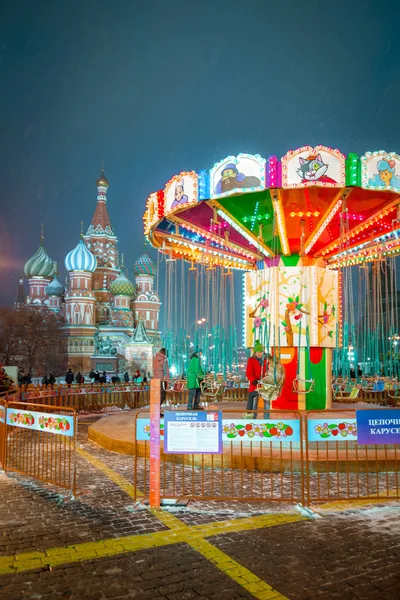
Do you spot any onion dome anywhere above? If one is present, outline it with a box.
[24,243,55,278]
[96,168,109,188]
[45,271,64,297]
[65,240,97,273]
[110,270,135,297]
[133,253,156,277]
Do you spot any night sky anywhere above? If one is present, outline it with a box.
[1,0,400,312]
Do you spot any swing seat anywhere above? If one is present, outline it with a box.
[333,385,359,401]
[162,379,177,392]
[200,379,226,402]
[293,377,315,394]
[257,382,283,402]
[386,382,400,399]
[172,379,186,392]
[372,380,385,393]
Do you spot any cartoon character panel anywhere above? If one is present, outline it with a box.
[282,145,345,188]
[361,151,400,192]
[164,171,198,215]
[210,154,265,199]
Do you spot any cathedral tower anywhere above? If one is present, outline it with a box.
[45,263,64,314]
[24,232,55,306]
[132,253,161,340]
[64,238,97,371]
[83,170,119,324]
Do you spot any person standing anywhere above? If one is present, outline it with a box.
[65,368,74,388]
[187,347,205,410]
[124,371,130,383]
[48,373,56,387]
[42,373,49,386]
[244,340,268,418]
[153,348,170,411]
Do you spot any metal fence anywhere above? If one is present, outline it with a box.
[134,408,305,504]
[16,384,150,413]
[305,409,400,504]
[133,407,400,506]
[0,399,77,495]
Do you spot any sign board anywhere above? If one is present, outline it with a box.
[281,145,345,188]
[137,417,300,444]
[307,418,357,442]
[222,419,300,443]
[164,411,222,454]
[356,409,400,444]
[6,408,74,437]
[361,151,400,192]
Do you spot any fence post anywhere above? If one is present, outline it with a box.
[149,379,161,508]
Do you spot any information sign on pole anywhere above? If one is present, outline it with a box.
[164,411,222,454]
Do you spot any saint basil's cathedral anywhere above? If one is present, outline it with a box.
[18,171,161,375]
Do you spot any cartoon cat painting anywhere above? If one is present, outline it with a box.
[296,153,337,184]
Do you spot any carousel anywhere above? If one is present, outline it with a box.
[143,145,400,411]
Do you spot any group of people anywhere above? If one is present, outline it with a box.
[64,369,148,386]
[153,346,204,413]
[153,340,285,418]
[18,371,32,386]
[244,340,285,419]
[41,373,56,386]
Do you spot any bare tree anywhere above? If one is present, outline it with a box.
[0,307,67,376]
[0,308,21,365]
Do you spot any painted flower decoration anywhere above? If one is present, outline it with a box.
[260,298,269,308]
[314,421,357,439]
[223,421,294,440]
[254,317,262,328]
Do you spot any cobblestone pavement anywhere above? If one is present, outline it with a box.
[0,418,400,599]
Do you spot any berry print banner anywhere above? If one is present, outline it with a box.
[6,408,74,437]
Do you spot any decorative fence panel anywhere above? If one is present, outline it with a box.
[134,408,305,504]
[1,400,77,495]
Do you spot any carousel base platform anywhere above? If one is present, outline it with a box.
[87,401,398,472]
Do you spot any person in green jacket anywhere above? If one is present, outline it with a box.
[187,347,205,410]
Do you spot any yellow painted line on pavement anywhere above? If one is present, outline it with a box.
[0,446,304,600]
[193,512,304,538]
[77,447,143,499]
[189,538,287,600]
[314,490,400,512]
[77,445,299,599]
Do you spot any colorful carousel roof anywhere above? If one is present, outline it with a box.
[65,239,97,273]
[143,148,400,269]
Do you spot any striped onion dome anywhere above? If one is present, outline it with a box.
[110,270,135,297]
[133,253,156,276]
[65,240,97,273]
[45,273,64,296]
[24,244,55,278]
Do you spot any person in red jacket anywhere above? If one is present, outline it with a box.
[244,340,268,418]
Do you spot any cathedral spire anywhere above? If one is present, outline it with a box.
[88,168,112,233]
[15,275,26,309]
